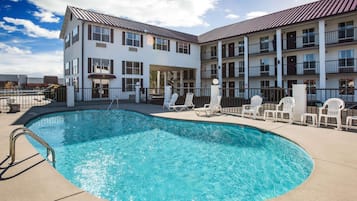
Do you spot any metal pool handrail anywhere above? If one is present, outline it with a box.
[9,127,56,168]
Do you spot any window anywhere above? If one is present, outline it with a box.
[72,58,79,75]
[260,58,269,74]
[93,26,110,42]
[154,37,169,51]
[260,80,269,88]
[124,61,142,75]
[304,80,316,94]
[302,28,315,47]
[238,61,244,75]
[72,26,79,44]
[339,49,355,67]
[339,79,354,95]
[64,62,71,75]
[303,54,316,70]
[338,21,354,41]
[239,80,244,93]
[126,32,140,47]
[260,36,269,52]
[124,78,142,92]
[65,34,70,48]
[238,41,244,56]
[211,64,217,78]
[89,58,113,74]
[210,46,217,58]
[177,41,189,54]
[183,70,194,80]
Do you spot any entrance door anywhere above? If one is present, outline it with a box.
[222,82,227,97]
[287,56,297,75]
[287,31,296,49]
[228,43,235,57]
[229,81,235,97]
[222,44,226,58]
[92,79,109,99]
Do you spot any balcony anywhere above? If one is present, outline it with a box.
[283,62,320,76]
[325,27,357,45]
[249,40,276,55]
[201,50,217,61]
[249,65,275,77]
[282,33,319,51]
[326,59,357,74]
[201,70,217,79]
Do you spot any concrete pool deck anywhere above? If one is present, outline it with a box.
[0,103,356,201]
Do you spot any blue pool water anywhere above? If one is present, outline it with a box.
[26,110,313,201]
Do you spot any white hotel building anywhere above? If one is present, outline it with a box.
[60,0,357,102]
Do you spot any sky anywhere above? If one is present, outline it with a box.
[0,0,318,78]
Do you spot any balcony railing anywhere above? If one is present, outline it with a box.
[325,27,357,45]
[283,62,320,76]
[282,33,319,50]
[326,59,357,73]
[201,50,217,60]
[248,40,276,55]
[249,65,275,77]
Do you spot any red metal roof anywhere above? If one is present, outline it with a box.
[66,6,198,43]
[198,0,357,43]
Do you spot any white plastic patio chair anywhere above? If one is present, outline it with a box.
[195,95,222,117]
[241,95,263,119]
[163,93,178,111]
[169,93,195,111]
[274,97,295,123]
[318,98,345,129]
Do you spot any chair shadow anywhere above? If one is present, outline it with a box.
[0,153,45,181]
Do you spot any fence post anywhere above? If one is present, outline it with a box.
[66,86,75,107]
[135,82,140,103]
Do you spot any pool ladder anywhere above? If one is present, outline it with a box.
[9,127,56,168]
[107,96,119,110]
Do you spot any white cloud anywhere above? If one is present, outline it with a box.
[224,9,231,13]
[225,14,240,20]
[246,11,268,19]
[0,43,62,77]
[1,17,60,39]
[33,9,60,23]
[0,21,18,32]
[27,0,217,27]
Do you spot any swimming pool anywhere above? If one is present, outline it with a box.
[26,110,313,201]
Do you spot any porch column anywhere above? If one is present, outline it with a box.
[276,29,283,87]
[195,68,201,96]
[319,20,326,101]
[244,36,249,99]
[164,72,167,87]
[217,40,223,88]
[157,71,160,94]
[180,70,184,96]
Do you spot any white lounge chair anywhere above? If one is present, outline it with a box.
[163,93,178,111]
[194,95,222,117]
[241,95,263,119]
[169,93,195,111]
[318,98,345,129]
[264,97,295,123]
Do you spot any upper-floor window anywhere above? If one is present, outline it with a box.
[91,25,111,42]
[177,41,190,54]
[122,61,143,75]
[153,37,169,51]
[304,80,316,94]
[126,32,141,47]
[260,36,269,52]
[211,64,217,78]
[72,26,79,44]
[238,61,244,75]
[88,58,113,74]
[260,58,269,74]
[338,21,354,41]
[72,58,79,75]
[339,49,355,67]
[65,34,70,48]
[339,79,354,95]
[64,61,70,75]
[210,46,217,58]
[303,54,316,70]
[238,41,244,56]
[302,28,315,47]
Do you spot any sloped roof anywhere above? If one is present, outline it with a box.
[199,0,357,43]
[60,6,198,43]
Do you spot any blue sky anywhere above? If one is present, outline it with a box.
[0,0,317,77]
